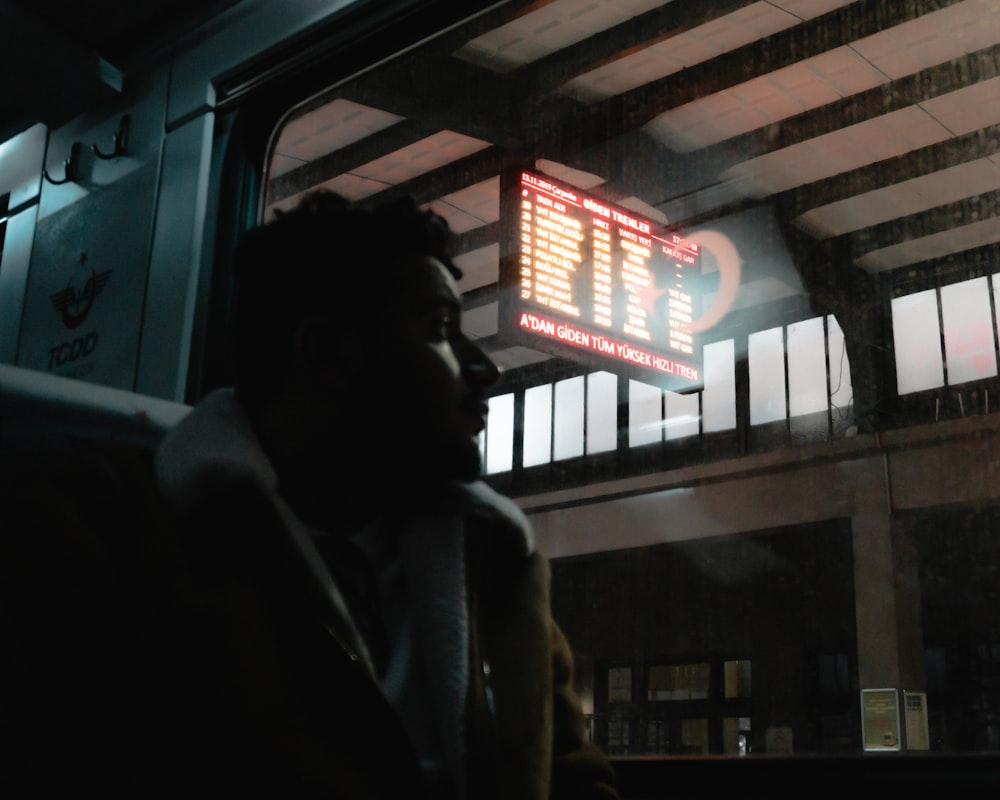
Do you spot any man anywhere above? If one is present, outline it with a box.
[154,192,620,798]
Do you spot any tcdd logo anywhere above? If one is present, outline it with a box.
[48,331,98,369]
[49,267,111,329]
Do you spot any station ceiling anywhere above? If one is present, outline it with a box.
[263,0,1000,388]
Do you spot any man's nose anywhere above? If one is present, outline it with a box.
[460,335,500,386]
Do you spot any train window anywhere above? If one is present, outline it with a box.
[0,192,8,265]
[260,0,1000,762]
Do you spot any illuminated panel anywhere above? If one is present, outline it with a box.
[892,289,944,394]
[500,169,702,390]
[941,277,997,386]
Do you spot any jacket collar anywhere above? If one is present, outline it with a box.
[156,387,535,559]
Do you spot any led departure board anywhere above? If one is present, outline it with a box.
[499,169,702,390]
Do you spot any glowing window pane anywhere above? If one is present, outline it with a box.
[553,376,585,460]
[485,393,514,474]
[665,390,700,440]
[749,327,787,425]
[788,317,827,417]
[827,315,853,415]
[892,290,944,395]
[993,273,1000,362]
[586,371,617,455]
[522,383,553,467]
[629,379,662,447]
[941,277,997,386]
[703,339,736,433]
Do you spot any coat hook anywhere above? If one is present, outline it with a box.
[92,114,130,159]
[43,142,82,185]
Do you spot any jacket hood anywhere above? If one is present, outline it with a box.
[156,388,277,515]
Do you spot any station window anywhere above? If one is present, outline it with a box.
[893,275,1000,396]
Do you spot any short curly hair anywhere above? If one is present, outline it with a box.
[232,190,461,408]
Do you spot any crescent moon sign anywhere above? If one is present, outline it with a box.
[684,229,741,335]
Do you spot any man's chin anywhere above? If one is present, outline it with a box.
[434,443,484,483]
[452,449,485,483]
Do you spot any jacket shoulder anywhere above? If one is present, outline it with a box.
[450,480,535,559]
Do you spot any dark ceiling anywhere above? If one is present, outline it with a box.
[0,0,243,143]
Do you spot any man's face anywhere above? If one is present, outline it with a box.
[366,255,499,481]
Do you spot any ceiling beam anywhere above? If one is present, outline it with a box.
[849,189,1000,258]
[787,123,1000,221]
[453,220,500,256]
[509,0,757,95]
[356,144,517,210]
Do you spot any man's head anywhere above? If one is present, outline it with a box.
[232,191,499,484]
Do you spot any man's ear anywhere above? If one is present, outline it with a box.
[292,316,364,389]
